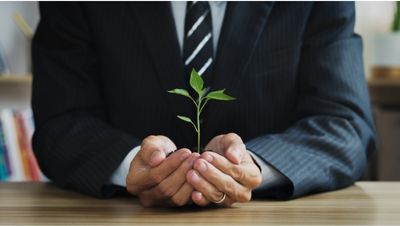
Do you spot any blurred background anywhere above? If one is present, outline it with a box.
[0,2,399,182]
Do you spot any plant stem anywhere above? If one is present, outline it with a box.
[196,98,201,153]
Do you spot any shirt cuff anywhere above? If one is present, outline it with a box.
[110,145,141,187]
[248,150,288,192]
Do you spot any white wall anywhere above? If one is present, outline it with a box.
[355,2,397,78]
[0,2,38,109]
[0,2,39,74]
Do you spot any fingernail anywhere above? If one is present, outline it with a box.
[191,171,200,182]
[204,153,213,163]
[197,161,207,172]
[150,151,162,164]
[180,151,191,161]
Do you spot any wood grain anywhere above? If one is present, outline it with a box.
[0,182,399,225]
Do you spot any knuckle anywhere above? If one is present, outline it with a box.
[143,135,157,144]
[226,133,240,141]
[221,134,232,144]
[231,165,245,181]
[222,180,235,195]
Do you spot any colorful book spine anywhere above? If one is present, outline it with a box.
[0,121,9,181]
[14,112,32,180]
[0,121,12,177]
[21,109,45,181]
[0,109,45,182]
[16,111,41,181]
[1,109,24,181]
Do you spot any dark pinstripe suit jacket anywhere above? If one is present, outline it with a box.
[32,2,376,198]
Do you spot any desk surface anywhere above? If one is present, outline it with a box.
[0,182,399,226]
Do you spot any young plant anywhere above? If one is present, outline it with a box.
[168,69,235,153]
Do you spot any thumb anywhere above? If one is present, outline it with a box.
[140,136,169,167]
[225,144,245,165]
[148,148,166,167]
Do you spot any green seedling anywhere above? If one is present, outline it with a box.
[168,69,235,153]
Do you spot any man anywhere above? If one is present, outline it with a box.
[32,2,376,207]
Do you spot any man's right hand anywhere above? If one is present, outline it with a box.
[126,135,199,207]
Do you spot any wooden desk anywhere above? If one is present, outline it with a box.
[0,182,399,225]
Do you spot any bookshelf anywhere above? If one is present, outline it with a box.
[0,74,31,110]
[0,75,32,84]
[369,77,400,107]
[0,74,44,182]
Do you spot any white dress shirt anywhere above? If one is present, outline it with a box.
[111,1,284,191]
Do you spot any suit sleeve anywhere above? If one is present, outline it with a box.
[246,2,376,199]
[32,3,140,197]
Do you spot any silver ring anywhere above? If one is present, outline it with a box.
[214,193,226,204]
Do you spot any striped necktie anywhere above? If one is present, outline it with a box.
[183,1,214,83]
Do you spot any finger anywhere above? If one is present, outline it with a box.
[130,148,191,193]
[139,153,195,206]
[187,169,226,204]
[141,135,177,167]
[220,133,245,164]
[192,190,233,208]
[194,158,252,203]
[201,151,262,188]
[149,148,191,184]
[148,153,199,201]
[170,183,194,207]
[191,191,210,207]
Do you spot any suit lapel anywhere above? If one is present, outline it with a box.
[203,2,275,141]
[130,3,194,144]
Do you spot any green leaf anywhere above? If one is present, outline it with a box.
[206,89,236,101]
[177,115,194,124]
[168,89,191,99]
[190,68,204,95]
[177,115,198,132]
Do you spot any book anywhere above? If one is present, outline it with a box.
[0,121,12,177]
[1,109,24,181]
[15,111,41,181]
[0,121,9,180]
[21,110,45,181]
[14,112,32,180]
[0,109,46,182]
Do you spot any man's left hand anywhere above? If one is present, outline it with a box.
[186,133,262,207]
